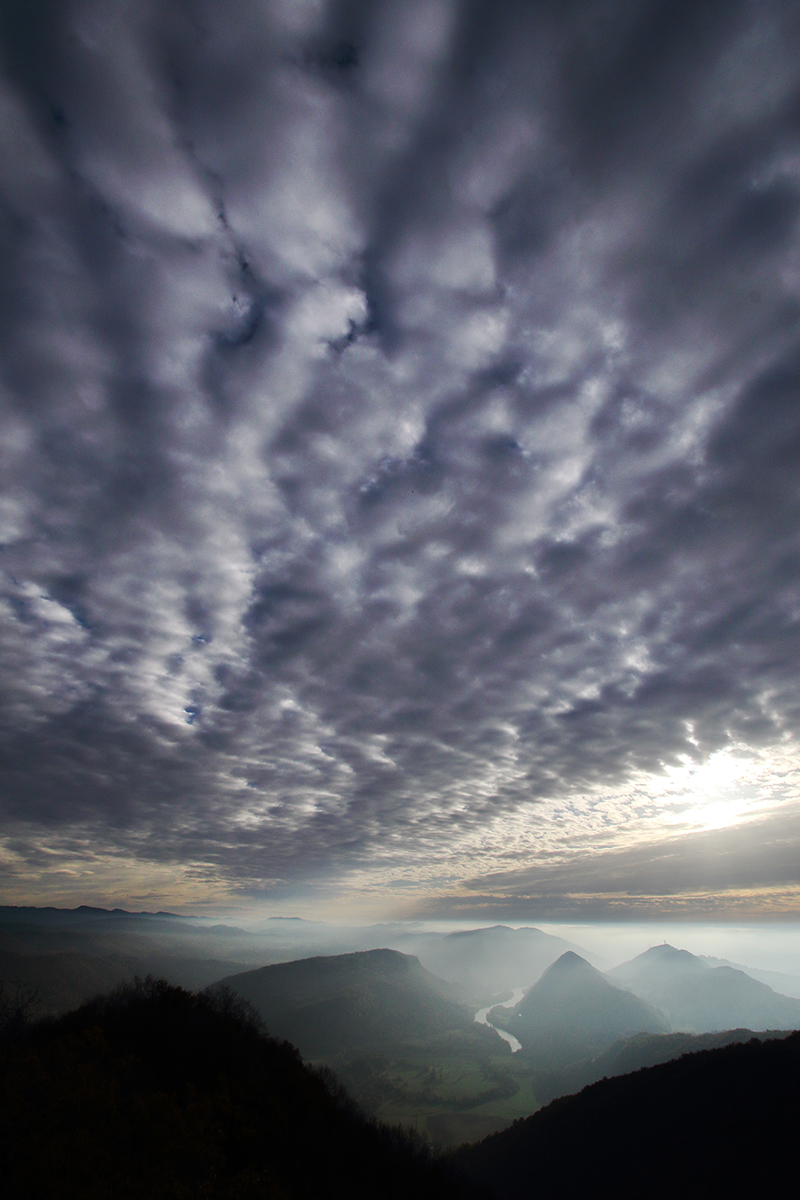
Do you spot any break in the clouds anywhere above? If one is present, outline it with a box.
[2,0,800,916]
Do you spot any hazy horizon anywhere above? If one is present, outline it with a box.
[7,899,800,979]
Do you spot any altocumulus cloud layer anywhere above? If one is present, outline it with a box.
[3,0,800,915]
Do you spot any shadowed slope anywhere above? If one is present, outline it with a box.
[0,978,479,1200]
[610,944,800,1032]
[407,926,596,995]
[0,949,136,1017]
[490,952,668,1065]
[529,1025,795,1105]
[451,1030,800,1199]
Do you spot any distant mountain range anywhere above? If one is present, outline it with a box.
[609,943,800,1032]
[0,905,184,924]
[4,905,800,1120]
[0,908,606,1017]
[0,906,255,1013]
[400,924,600,996]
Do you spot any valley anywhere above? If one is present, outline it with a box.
[4,906,800,1150]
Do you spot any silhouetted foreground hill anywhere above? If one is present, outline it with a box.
[0,978,482,1200]
[451,1030,800,1200]
[529,1025,794,1105]
[217,948,479,1059]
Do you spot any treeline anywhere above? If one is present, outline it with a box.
[0,977,486,1199]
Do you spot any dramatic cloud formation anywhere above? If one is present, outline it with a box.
[2,0,800,916]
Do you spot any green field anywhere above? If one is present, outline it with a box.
[333,1047,542,1147]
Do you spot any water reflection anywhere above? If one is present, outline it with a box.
[474,987,525,1052]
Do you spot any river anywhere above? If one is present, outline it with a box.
[474,986,525,1052]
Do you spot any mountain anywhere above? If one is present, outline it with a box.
[216,948,479,1060]
[0,908,598,1007]
[0,908,603,1011]
[490,952,668,1065]
[0,905,184,926]
[0,943,256,1014]
[699,954,800,998]
[399,925,600,997]
[609,943,800,1032]
[0,977,475,1200]
[0,905,272,1013]
[529,1026,794,1105]
[451,1030,800,1199]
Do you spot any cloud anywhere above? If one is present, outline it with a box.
[2,0,800,912]
[441,797,800,916]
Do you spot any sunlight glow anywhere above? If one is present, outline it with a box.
[658,750,757,830]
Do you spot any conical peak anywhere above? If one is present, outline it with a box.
[545,951,593,973]
[609,943,707,983]
[528,952,608,996]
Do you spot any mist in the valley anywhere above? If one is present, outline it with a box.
[83,909,800,995]
[535,922,800,984]
[6,902,800,1154]
[7,905,800,1046]
[219,914,800,986]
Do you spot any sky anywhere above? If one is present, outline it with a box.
[2,0,800,922]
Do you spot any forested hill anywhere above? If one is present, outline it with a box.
[0,978,482,1200]
[216,948,477,1059]
[490,952,667,1064]
[450,1029,800,1199]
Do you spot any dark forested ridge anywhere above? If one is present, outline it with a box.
[527,1025,794,1105]
[451,1030,800,1199]
[3,966,800,1199]
[0,978,483,1200]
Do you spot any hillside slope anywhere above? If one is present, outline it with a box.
[490,952,668,1065]
[404,925,596,996]
[610,944,800,1032]
[217,948,477,1059]
[529,1026,794,1105]
[0,978,478,1200]
[451,1030,800,1199]
[0,906,262,1010]
[0,949,136,1016]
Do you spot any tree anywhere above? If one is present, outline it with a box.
[0,979,40,1038]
